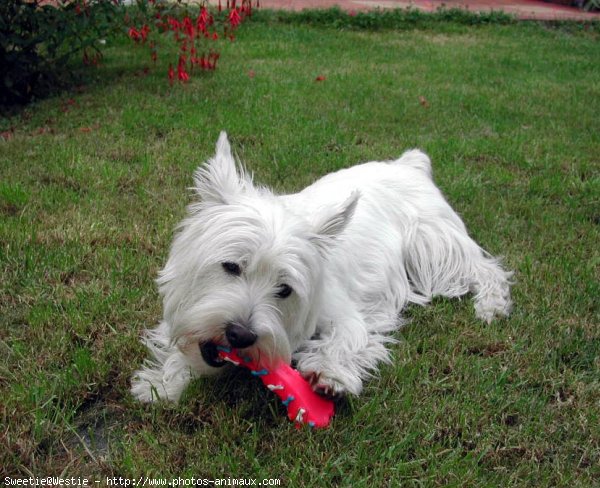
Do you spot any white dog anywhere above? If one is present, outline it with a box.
[131,132,512,402]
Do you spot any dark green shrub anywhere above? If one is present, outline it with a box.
[0,0,121,106]
[258,7,515,31]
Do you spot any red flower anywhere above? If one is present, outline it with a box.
[128,27,141,43]
[209,51,220,70]
[168,64,175,85]
[228,8,241,29]
[168,17,180,31]
[182,16,194,39]
[140,24,150,43]
[197,7,210,33]
[241,0,252,17]
[177,55,189,82]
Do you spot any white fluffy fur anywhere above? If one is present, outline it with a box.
[131,132,512,402]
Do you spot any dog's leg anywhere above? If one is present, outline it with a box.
[130,321,192,402]
[391,149,512,322]
[468,251,513,323]
[294,294,396,397]
[130,321,219,402]
[405,215,512,323]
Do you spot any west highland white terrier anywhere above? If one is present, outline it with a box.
[131,132,512,402]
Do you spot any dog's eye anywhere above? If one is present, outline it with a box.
[222,262,241,276]
[276,284,293,299]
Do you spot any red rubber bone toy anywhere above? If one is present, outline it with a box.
[216,345,335,428]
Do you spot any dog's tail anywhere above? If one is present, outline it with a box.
[392,149,432,178]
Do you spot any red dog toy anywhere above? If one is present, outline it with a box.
[216,346,335,428]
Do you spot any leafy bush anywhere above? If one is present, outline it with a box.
[260,6,515,31]
[0,0,120,106]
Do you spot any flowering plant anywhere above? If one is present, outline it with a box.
[125,0,258,84]
[0,0,257,106]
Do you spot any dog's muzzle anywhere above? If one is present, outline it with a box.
[199,342,226,368]
[200,323,257,367]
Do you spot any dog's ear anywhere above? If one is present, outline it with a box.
[193,131,249,204]
[310,190,360,252]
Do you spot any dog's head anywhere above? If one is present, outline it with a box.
[158,132,358,367]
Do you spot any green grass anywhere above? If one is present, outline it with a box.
[1,12,599,486]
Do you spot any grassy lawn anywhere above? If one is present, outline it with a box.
[1,11,599,486]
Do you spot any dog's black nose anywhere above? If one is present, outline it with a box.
[225,322,257,348]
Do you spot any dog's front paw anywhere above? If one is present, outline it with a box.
[300,369,362,398]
